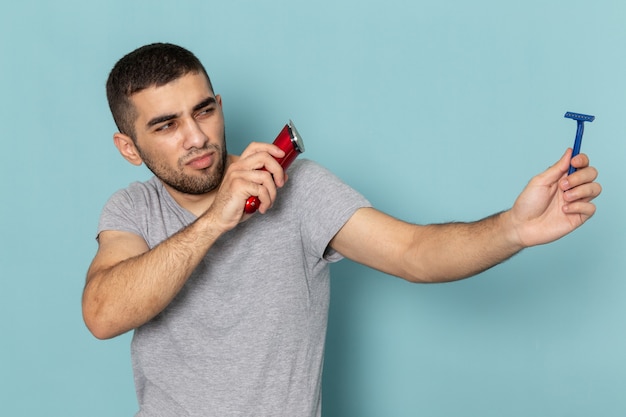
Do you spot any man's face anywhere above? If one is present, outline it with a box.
[129,72,227,195]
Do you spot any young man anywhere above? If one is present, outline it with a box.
[82,43,601,416]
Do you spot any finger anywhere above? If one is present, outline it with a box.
[563,181,602,203]
[243,169,279,211]
[240,142,286,160]
[560,165,599,191]
[225,161,284,209]
[562,200,597,219]
[248,181,277,214]
[236,147,287,187]
[570,152,590,169]
[255,186,274,214]
[265,157,287,187]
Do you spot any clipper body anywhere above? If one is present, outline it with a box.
[244,120,305,214]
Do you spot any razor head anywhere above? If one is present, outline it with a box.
[564,112,595,122]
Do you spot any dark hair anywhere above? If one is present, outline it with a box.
[106,43,213,139]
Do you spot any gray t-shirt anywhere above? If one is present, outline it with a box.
[97,159,370,417]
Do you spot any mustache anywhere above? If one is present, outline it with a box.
[180,143,222,164]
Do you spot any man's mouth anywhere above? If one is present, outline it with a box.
[186,153,213,170]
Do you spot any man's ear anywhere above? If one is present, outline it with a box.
[113,133,143,166]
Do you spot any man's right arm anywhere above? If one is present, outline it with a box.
[82,213,225,340]
[82,142,288,339]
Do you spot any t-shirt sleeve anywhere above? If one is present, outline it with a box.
[291,160,371,263]
[96,186,144,240]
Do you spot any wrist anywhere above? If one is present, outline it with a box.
[199,199,246,237]
[498,209,527,251]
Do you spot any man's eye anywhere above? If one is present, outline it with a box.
[156,122,174,132]
[198,107,214,117]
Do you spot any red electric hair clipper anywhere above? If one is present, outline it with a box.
[244,120,305,214]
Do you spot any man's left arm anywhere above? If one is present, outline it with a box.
[329,149,601,283]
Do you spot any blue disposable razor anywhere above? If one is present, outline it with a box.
[564,112,595,175]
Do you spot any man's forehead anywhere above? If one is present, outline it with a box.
[130,73,214,118]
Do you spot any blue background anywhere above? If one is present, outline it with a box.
[1,1,624,416]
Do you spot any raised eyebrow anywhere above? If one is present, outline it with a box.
[193,96,217,112]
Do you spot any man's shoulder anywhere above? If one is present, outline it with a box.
[101,177,167,216]
[109,176,161,200]
[289,158,334,181]
[98,177,188,245]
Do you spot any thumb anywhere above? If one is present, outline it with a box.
[537,149,571,184]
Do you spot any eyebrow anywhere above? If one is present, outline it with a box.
[193,96,217,113]
[145,96,217,129]
[146,113,179,129]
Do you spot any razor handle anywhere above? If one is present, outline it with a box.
[244,120,305,214]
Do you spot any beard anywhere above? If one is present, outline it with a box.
[137,134,228,195]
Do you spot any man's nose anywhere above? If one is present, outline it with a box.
[182,120,208,149]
